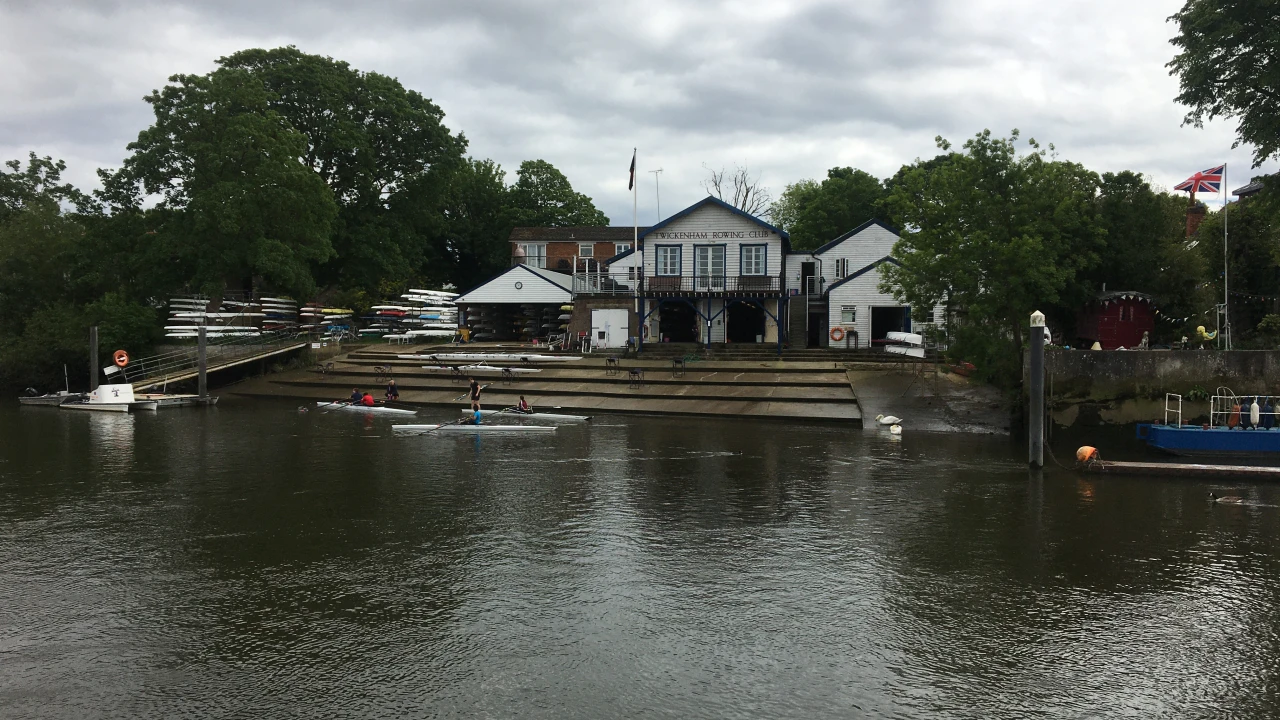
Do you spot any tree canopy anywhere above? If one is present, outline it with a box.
[770,167,887,250]
[881,130,1106,383]
[1167,0,1280,167]
[508,160,610,228]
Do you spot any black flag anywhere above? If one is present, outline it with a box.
[628,149,636,191]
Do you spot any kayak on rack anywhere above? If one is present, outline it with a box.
[398,353,582,363]
[315,401,417,416]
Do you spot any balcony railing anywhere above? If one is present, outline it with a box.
[643,275,783,295]
[572,273,637,295]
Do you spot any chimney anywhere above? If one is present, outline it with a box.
[1185,202,1206,237]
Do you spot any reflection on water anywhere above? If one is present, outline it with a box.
[1,401,1280,718]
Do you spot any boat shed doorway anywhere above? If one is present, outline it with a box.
[726,303,766,343]
[658,302,698,343]
[870,306,910,343]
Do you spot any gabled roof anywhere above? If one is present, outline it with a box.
[1233,180,1265,198]
[639,196,790,250]
[811,218,899,256]
[509,226,648,243]
[454,263,572,304]
[825,255,901,293]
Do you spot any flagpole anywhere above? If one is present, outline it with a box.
[632,148,640,350]
[1223,162,1230,350]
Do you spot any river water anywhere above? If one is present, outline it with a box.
[2,399,1279,718]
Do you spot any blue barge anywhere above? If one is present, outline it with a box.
[1137,391,1280,458]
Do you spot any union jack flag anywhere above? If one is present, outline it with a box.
[1174,165,1224,194]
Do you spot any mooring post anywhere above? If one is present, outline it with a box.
[197,326,208,399]
[89,325,99,392]
[1029,310,1045,468]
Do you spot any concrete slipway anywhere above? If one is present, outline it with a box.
[232,344,1010,432]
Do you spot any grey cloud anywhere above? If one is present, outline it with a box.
[1,0,1275,226]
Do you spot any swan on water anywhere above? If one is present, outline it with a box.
[875,414,903,426]
[1209,492,1246,504]
[889,424,903,436]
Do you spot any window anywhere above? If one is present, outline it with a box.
[656,246,681,276]
[841,305,857,324]
[578,243,594,258]
[695,246,725,289]
[628,266,639,280]
[615,242,631,256]
[834,258,850,278]
[741,245,767,276]
[518,243,546,269]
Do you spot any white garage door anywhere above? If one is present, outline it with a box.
[591,309,630,349]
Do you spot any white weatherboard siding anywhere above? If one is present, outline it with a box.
[785,253,815,292]
[826,264,945,347]
[643,204,785,280]
[815,223,898,284]
[454,265,572,305]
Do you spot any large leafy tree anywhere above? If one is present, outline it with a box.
[218,47,468,292]
[1196,195,1280,344]
[508,159,609,227]
[0,155,160,390]
[1168,0,1280,168]
[881,130,1106,383]
[106,66,338,299]
[436,159,515,289]
[771,167,887,250]
[1087,171,1210,336]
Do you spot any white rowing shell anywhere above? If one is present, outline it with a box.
[393,424,556,434]
[461,409,590,422]
[314,401,417,415]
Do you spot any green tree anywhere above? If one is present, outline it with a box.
[1168,0,1280,167]
[433,159,513,290]
[769,178,820,235]
[106,66,338,299]
[508,159,609,227]
[218,47,468,292]
[787,167,888,251]
[881,130,1106,384]
[1195,194,1280,345]
[1088,171,1210,337]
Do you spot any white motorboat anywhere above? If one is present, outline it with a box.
[461,409,590,422]
[315,401,417,416]
[393,423,556,434]
[18,390,85,406]
[61,384,158,413]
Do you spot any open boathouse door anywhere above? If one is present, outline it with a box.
[658,303,698,343]
[726,303,765,343]
[870,306,910,343]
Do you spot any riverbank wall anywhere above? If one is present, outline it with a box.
[1033,349,1280,427]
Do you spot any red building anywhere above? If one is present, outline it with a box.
[1076,291,1157,349]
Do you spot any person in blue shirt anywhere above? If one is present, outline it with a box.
[349,388,362,403]
[470,408,483,425]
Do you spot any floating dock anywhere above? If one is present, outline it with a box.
[1079,459,1280,480]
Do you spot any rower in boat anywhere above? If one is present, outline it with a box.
[361,391,376,407]
[515,396,532,414]
[468,408,483,425]
[350,388,363,403]
[386,379,399,402]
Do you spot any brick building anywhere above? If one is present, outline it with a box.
[510,226,648,273]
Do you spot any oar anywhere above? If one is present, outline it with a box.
[427,416,473,433]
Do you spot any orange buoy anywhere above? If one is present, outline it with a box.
[829,327,845,342]
[112,350,129,368]
[1228,403,1241,428]
[1076,446,1098,463]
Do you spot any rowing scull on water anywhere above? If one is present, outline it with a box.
[392,424,556,434]
[314,401,417,416]
[459,409,589,422]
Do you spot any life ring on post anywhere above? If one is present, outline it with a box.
[113,350,129,368]
[829,327,845,343]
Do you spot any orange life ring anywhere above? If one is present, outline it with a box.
[829,327,845,342]
[112,350,129,368]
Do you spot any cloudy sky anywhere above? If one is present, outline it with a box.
[2,0,1274,224]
